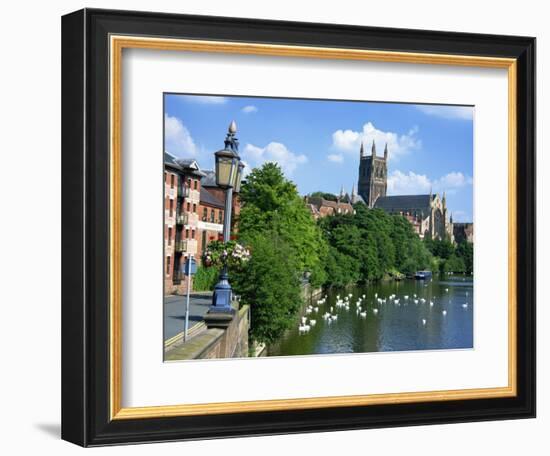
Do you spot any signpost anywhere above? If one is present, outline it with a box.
[183,255,197,341]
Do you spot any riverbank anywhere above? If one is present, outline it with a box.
[267,275,473,357]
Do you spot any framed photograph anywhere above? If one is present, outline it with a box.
[62,8,536,446]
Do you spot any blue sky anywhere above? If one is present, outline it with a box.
[164,94,474,222]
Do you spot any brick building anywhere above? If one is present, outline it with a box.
[164,154,205,294]
[198,187,225,257]
[453,222,474,243]
[304,195,354,219]
[164,153,242,295]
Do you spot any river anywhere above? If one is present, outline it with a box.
[267,274,473,356]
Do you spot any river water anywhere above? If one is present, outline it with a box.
[267,274,473,356]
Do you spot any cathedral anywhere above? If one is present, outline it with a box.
[357,141,454,241]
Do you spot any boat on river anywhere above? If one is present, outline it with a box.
[414,270,432,280]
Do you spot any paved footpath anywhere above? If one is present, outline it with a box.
[164,292,213,342]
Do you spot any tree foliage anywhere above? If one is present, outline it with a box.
[424,237,473,273]
[232,163,328,343]
[232,232,303,344]
[238,163,327,287]
[309,191,338,201]
[319,204,432,285]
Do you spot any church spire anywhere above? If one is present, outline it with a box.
[384,142,388,160]
[442,191,446,207]
[340,184,345,199]
[371,139,376,156]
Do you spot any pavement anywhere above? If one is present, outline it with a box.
[164,291,213,342]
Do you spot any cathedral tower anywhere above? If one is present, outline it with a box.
[358,140,388,207]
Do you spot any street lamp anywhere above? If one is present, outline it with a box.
[209,121,242,314]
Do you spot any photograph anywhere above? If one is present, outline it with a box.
[163,94,475,361]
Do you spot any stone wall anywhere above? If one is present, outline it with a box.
[165,304,249,361]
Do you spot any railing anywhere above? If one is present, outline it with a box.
[175,240,187,252]
[176,213,188,225]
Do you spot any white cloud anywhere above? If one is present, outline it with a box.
[416,105,473,120]
[387,170,431,195]
[242,105,258,114]
[331,122,421,162]
[179,95,228,105]
[433,171,473,189]
[327,153,344,163]
[387,170,472,195]
[164,114,198,157]
[242,142,307,176]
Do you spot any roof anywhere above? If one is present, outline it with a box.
[164,152,181,169]
[164,152,206,177]
[200,187,224,209]
[201,170,217,187]
[374,194,433,212]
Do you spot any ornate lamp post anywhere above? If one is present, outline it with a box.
[209,121,243,314]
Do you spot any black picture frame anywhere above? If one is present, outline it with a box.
[62,8,536,447]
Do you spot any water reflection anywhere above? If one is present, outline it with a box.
[267,275,473,356]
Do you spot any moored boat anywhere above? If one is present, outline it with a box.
[415,270,432,280]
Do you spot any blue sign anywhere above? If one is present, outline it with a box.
[184,257,197,276]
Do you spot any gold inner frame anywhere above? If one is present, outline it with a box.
[109,35,517,420]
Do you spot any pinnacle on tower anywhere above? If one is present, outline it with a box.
[384,142,388,160]
[371,139,376,156]
[360,141,364,158]
[340,184,345,198]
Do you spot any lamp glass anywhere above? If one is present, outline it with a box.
[216,155,233,187]
[234,163,245,192]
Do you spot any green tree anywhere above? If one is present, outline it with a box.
[309,191,338,201]
[192,265,219,291]
[455,241,474,274]
[441,254,466,273]
[232,232,302,344]
[238,163,328,288]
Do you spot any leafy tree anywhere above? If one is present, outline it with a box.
[239,163,328,288]
[324,246,361,287]
[455,241,474,274]
[192,265,219,291]
[309,191,338,201]
[441,254,466,273]
[232,232,302,344]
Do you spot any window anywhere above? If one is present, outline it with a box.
[210,209,215,223]
[191,229,195,239]
[186,202,190,211]
[169,199,174,217]
[170,174,174,188]
[185,229,189,239]
[166,256,171,274]
[194,179,198,190]
[187,177,191,187]
[218,210,223,224]
[202,207,207,221]
[168,227,172,245]
[192,203,196,213]
[201,230,207,251]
